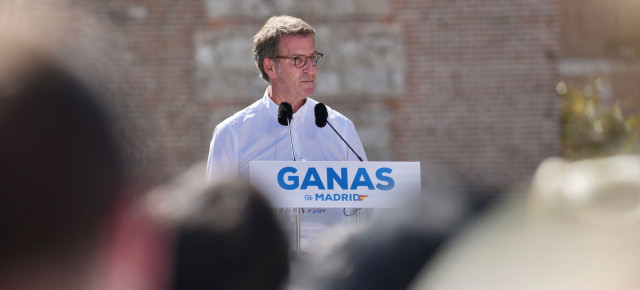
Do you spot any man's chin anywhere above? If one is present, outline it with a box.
[303,91,315,97]
[300,86,315,97]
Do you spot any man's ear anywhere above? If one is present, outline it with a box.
[263,58,277,80]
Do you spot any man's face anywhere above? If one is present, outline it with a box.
[271,35,318,102]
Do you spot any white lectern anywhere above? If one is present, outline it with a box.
[250,161,421,254]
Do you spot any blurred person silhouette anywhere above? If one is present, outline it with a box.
[409,155,640,290]
[288,190,468,290]
[291,221,445,290]
[0,48,128,290]
[146,165,290,290]
[286,163,476,290]
[0,3,169,290]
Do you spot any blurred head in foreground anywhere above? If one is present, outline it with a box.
[0,48,126,289]
[146,168,290,290]
[290,193,464,290]
[293,219,446,290]
[288,163,473,290]
[409,155,640,290]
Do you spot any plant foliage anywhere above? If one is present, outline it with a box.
[558,80,640,160]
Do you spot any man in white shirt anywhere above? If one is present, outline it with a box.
[206,15,367,251]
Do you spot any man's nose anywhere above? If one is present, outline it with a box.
[302,60,317,74]
[302,61,318,75]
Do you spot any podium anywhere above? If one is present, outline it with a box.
[250,161,421,254]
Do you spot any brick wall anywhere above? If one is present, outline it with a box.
[73,0,210,185]
[395,0,560,191]
[60,0,561,193]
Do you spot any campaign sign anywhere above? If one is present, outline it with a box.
[250,161,421,208]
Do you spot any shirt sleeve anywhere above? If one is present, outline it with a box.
[205,124,239,182]
[343,119,368,162]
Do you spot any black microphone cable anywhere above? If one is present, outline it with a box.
[314,103,364,161]
[314,103,365,217]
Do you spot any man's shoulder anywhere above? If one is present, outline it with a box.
[308,98,353,124]
[216,98,264,130]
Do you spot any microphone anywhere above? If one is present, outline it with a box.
[314,103,363,162]
[278,102,295,161]
[314,102,328,128]
[278,102,293,126]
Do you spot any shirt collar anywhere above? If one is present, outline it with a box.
[263,88,279,122]
[262,86,310,123]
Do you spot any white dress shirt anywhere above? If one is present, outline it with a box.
[206,87,367,251]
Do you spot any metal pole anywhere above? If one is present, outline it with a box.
[286,118,299,254]
[295,207,301,255]
[287,119,295,161]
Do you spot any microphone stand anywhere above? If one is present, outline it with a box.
[316,103,364,228]
[287,117,301,256]
[326,120,363,227]
[279,102,301,255]
[328,120,362,225]
[325,121,363,162]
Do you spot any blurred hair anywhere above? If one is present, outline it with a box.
[294,212,448,290]
[253,15,315,82]
[1,0,148,185]
[0,54,126,266]
[409,155,640,290]
[162,179,289,290]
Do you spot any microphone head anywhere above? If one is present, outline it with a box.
[277,102,293,126]
[314,103,328,128]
